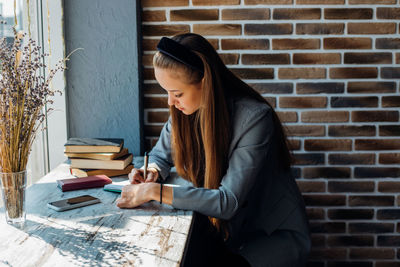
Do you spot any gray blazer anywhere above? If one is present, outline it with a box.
[148,96,311,267]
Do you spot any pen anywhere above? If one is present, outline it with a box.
[143,151,148,182]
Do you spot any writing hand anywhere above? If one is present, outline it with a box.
[116,183,153,209]
[128,168,159,184]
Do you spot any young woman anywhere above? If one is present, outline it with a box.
[117,33,311,267]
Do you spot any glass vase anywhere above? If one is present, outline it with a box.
[0,170,27,228]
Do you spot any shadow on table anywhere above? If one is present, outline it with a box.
[22,218,153,266]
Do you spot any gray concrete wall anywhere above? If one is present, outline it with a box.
[64,0,143,155]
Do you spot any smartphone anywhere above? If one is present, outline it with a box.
[47,195,100,211]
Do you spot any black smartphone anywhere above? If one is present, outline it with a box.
[47,195,100,211]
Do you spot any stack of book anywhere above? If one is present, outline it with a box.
[65,137,134,178]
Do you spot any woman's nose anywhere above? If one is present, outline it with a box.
[167,95,175,106]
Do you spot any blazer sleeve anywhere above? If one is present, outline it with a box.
[147,117,174,181]
[172,107,274,220]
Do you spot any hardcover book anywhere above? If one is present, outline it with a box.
[57,175,112,192]
[70,154,133,170]
[64,138,124,153]
[65,148,129,161]
[70,164,134,178]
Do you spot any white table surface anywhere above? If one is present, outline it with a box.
[0,161,193,267]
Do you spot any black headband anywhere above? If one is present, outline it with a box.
[156,37,204,74]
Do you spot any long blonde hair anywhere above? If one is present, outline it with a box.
[153,33,291,237]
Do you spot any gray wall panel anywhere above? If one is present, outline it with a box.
[64,0,143,155]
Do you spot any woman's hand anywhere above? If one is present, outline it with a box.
[116,183,156,209]
[128,167,159,184]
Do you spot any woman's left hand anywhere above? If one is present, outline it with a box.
[116,183,154,208]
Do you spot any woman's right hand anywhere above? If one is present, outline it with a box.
[128,167,159,184]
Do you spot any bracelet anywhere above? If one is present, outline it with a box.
[160,183,163,205]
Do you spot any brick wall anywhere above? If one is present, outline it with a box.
[140,1,400,265]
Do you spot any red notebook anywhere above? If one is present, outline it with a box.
[57,175,112,192]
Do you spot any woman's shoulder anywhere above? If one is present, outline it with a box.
[230,96,271,122]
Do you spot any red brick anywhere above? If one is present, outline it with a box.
[304,195,346,206]
[250,83,293,94]
[397,53,400,64]
[288,139,301,150]
[222,8,270,20]
[273,39,320,50]
[379,182,400,193]
[142,25,190,36]
[280,97,326,108]
[142,39,160,51]
[348,23,396,34]
[377,8,400,19]
[286,125,325,137]
[278,68,325,79]
[273,8,320,20]
[230,68,274,79]
[170,9,219,21]
[141,0,188,7]
[328,235,374,247]
[350,248,395,260]
[349,0,396,4]
[245,24,292,35]
[193,0,239,5]
[143,68,155,80]
[297,181,325,193]
[329,125,375,136]
[355,167,400,178]
[142,54,154,67]
[304,167,351,179]
[309,248,347,260]
[328,209,374,220]
[242,54,290,65]
[379,153,400,164]
[293,153,325,165]
[293,53,340,64]
[276,111,297,122]
[349,223,395,234]
[245,0,292,3]
[297,83,344,94]
[329,153,375,165]
[221,39,269,50]
[144,96,168,108]
[144,125,163,137]
[378,236,400,247]
[147,111,169,123]
[350,196,394,206]
[381,68,400,79]
[143,83,165,94]
[297,0,344,3]
[311,235,326,247]
[347,82,396,94]
[193,24,241,35]
[219,53,239,65]
[305,139,352,151]
[330,68,378,79]
[307,208,325,220]
[142,10,166,22]
[325,8,372,19]
[301,111,348,123]
[376,38,400,49]
[296,23,344,35]
[345,53,392,64]
[352,111,399,122]
[328,181,375,192]
[356,139,400,150]
[264,97,276,108]
[331,97,378,108]
[376,261,400,267]
[324,38,371,49]
[380,125,400,136]
[378,209,400,220]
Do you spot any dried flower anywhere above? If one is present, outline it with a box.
[0,22,68,173]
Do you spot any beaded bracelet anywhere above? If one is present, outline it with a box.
[160,183,163,205]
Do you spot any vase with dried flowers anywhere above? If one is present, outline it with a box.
[0,15,67,228]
